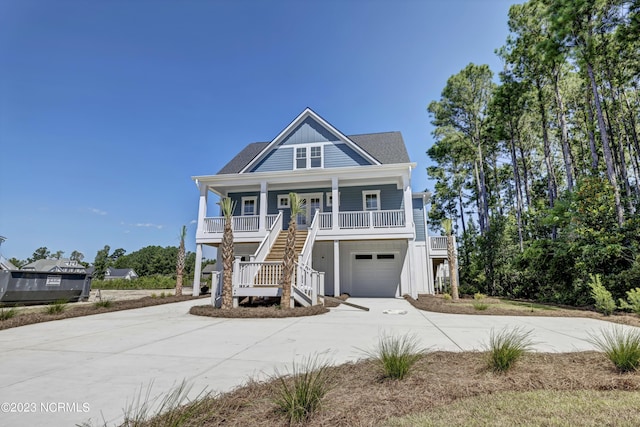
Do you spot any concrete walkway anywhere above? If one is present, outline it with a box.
[0,298,633,426]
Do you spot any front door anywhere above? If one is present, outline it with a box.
[297,193,322,229]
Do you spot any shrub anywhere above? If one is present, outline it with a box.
[619,288,640,315]
[45,300,67,315]
[442,293,452,301]
[0,306,17,321]
[589,326,640,372]
[473,301,489,311]
[486,327,534,372]
[588,274,616,316]
[366,334,423,380]
[94,299,113,309]
[474,293,487,300]
[272,356,334,423]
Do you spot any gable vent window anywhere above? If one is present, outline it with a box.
[294,145,323,169]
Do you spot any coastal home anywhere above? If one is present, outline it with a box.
[192,108,449,305]
[86,267,138,280]
[22,258,86,273]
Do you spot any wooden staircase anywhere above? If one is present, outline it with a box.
[265,230,308,261]
[253,230,308,286]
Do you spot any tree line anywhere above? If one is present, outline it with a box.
[427,0,640,305]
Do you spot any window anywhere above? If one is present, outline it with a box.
[278,195,290,209]
[310,146,322,168]
[294,145,323,169]
[362,190,381,211]
[296,147,307,169]
[355,254,373,260]
[241,197,257,216]
[326,192,340,207]
[377,254,395,260]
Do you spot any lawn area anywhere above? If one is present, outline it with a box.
[407,294,640,328]
[138,351,640,426]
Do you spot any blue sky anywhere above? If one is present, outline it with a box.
[0,0,515,262]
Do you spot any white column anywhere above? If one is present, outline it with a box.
[333,240,340,296]
[196,183,208,236]
[192,244,203,297]
[332,177,339,230]
[259,181,268,232]
[402,173,414,230]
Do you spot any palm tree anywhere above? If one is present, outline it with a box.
[175,225,187,296]
[442,218,459,301]
[219,197,236,309]
[280,192,304,309]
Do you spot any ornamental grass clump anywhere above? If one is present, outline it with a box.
[272,356,334,424]
[486,327,534,372]
[45,300,67,315]
[94,299,113,309]
[619,288,640,315]
[588,274,616,316]
[367,333,423,380]
[588,326,640,372]
[0,306,17,321]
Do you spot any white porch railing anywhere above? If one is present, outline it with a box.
[318,212,332,229]
[252,211,284,262]
[430,236,448,251]
[266,214,279,230]
[294,261,323,306]
[299,209,320,266]
[235,260,284,288]
[202,215,266,233]
[338,209,405,229]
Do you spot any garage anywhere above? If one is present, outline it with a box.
[350,251,402,297]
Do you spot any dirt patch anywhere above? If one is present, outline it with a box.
[189,304,329,318]
[406,294,640,328]
[148,351,640,426]
[0,294,207,331]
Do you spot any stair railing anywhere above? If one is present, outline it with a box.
[251,211,283,263]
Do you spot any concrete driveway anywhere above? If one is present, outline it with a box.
[0,297,632,426]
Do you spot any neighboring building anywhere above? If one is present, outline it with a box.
[192,108,450,305]
[201,263,218,279]
[85,267,138,280]
[0,256,17,271]
[22,258,86,273]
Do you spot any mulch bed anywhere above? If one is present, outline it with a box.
[406,294,640,328]
[0,295,206,331]
[189,304,329,318]
[149,351,640,426]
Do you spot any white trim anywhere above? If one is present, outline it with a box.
[241,196,257,216]
[297,192,323,228]
[362,190,381,211]
[277,194,290,209]
[239,108,380,173]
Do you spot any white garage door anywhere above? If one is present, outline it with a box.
[350,252,401,297]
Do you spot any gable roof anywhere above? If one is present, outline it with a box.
[216,110,410,175]
[22,258,84,271]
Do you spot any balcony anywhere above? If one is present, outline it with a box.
[197,209,410,242]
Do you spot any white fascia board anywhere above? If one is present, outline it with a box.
[412,191,432,204]
[192,163,417,193]
[238,108,381,173]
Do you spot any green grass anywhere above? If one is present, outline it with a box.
[366,334,423,380]
[486,327,534,372]
[91,275,184,290]
[386,390,640,426]
[94,299,113,309]
[588,326,640,372]
[0,306,18,321]
[44,300,68,315]
[272,356,334,423]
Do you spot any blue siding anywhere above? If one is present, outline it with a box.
[251,147,293,172]
[339,184,403,211]
[412,198,426,241]
[280,117,339,145]
[324,144,372,168]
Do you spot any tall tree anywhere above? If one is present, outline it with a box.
[280,193,304,309]
[70,250,84,262]
[93,245,111,280]
[29,247,50,263]
[175,225,187,296]
[219,197,236,310]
